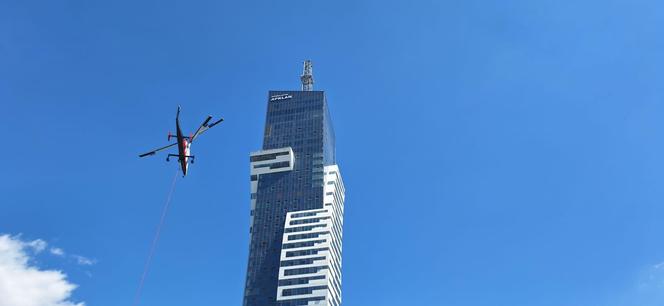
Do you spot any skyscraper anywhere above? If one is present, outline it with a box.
[244,61,345,306]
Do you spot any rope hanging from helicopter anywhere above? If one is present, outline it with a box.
[131,170,179,306]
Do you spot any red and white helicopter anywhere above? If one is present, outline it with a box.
[139,106,223,176]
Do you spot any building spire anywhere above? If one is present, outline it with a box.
[300,60,314,91]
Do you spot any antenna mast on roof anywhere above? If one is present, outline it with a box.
[300,60,314,91]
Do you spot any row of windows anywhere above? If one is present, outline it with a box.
[252,161,290,169]
[284,266,328,276]
[268,97,321,108]
[280,256,326,267]
[276,296,325,306]
[253,163,272,169]
[285,224,326,233]
[290,216,330,226]
[268,113,319,123]
[282,239,326,250]
[288,232,328,241]
[270,161,291,169]
[250,151,290,162]
[281,285,328,297]
[290,210,326,218]
[278,275,325,286]
[268,105,322,117]
[271,123,319,134]
[285,248,329,258]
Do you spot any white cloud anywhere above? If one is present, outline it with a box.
[653,262,664,271]
[72,256,95,266]
[45,247,96,267]
[0,234,84,306]
[24,239,47,253]
[50,248,65,257]
[640,262,664,290]
[606,262,664,306]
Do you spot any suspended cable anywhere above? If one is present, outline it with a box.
[132,170,179,306]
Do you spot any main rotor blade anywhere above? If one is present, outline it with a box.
[191,115,212,142]
[191,115,223,142]
[208,118,224,128]
[138,142,177,157]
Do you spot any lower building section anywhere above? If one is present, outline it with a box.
[276,166,344,306]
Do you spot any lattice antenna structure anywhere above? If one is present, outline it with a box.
[300,60,314,91]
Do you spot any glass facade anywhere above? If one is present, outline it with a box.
[244,90,336,306]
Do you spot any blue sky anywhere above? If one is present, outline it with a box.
[1,0,664,305]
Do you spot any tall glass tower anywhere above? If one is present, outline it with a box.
[244,61,345,306]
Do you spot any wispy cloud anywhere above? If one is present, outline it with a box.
[50,247,65,256]
[607,261,664,306]
[24,238,47,253]
[73,255,96,266]
[45,245,96,267]
[638,262,664,290]
[0,234,84,306]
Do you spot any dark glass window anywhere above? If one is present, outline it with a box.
[250,151,290,162]
[281,285,328,296]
